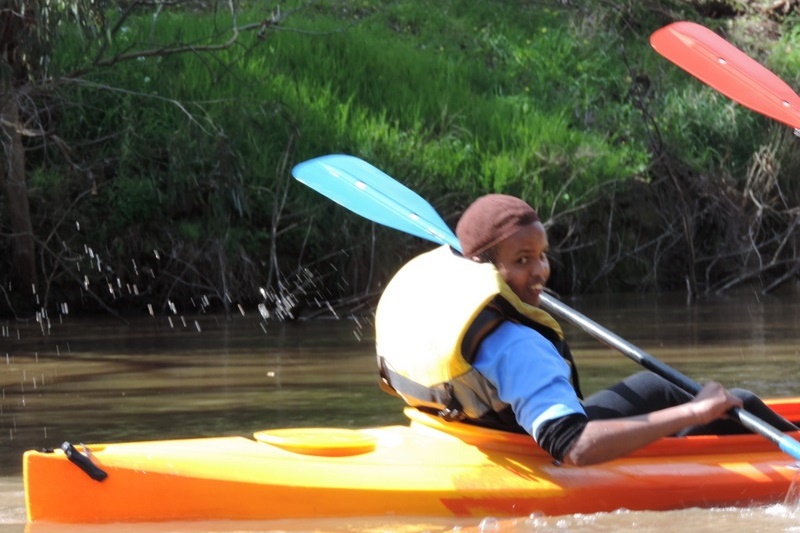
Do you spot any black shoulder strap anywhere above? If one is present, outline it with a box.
[461,305,505,364]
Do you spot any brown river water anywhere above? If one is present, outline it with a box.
[2,289,800,532]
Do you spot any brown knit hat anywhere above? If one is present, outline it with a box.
[456,194,540,258]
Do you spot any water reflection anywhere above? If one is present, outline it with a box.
[1,315,405,477]
[2,290,800,532]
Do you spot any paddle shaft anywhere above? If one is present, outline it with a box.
[292,154,800,462]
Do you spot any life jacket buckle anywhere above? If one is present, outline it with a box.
[439,407,465,422]
[439,390,466,422]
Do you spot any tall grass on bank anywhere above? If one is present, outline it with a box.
[16,0,799,317]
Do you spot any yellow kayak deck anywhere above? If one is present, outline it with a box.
[23,399,800,523]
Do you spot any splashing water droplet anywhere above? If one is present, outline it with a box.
[478,517,500,532]
[783,466,800,510]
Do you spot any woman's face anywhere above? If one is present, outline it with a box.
[491,221,550,307]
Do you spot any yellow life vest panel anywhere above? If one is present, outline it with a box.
[376,245,581,428]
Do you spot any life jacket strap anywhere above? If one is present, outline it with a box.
[378,357,466,421]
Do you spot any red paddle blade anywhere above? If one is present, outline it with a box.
[650,21,800,131]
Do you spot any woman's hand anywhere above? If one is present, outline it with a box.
[687,381,744,425]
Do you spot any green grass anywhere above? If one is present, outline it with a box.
[21,0,800,312]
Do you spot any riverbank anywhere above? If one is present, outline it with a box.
[2,1,799,320]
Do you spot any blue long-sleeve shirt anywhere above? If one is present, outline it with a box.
[472,320,586,443]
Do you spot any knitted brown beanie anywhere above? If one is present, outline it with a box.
[455,194,540,258]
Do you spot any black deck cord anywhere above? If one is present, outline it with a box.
[61,441,108,482]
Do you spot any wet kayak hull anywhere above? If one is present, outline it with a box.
[23,400,800,523]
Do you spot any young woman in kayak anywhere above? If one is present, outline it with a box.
[375,193,797,466]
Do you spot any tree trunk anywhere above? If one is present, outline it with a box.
[1,88,37,295]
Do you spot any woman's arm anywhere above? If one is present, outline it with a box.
[562,382,743,466]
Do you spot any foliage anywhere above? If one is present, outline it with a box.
[2,0,799,318]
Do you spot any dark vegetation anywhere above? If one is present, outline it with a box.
[1,0,799,321]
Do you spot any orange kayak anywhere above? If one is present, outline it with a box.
[23,399,800,524]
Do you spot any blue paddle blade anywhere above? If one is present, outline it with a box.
[292,154,462,251]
